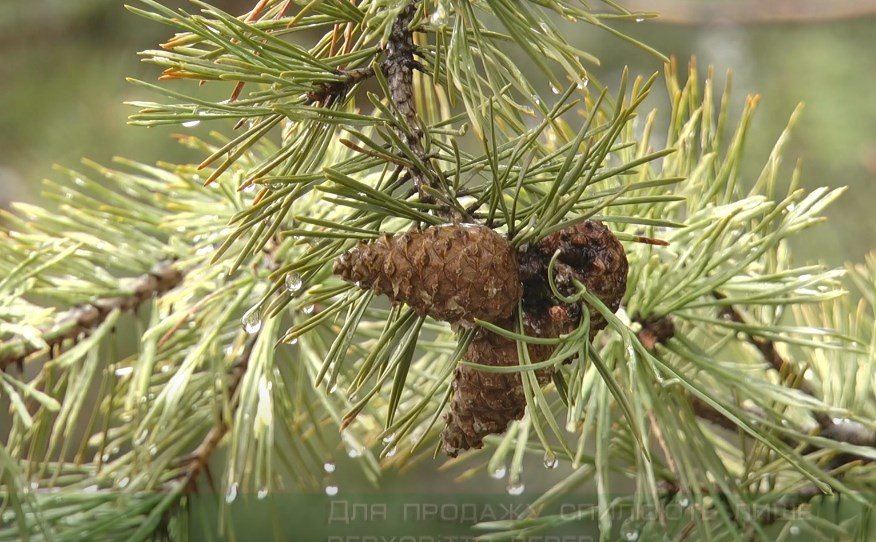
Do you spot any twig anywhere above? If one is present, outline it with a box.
[303,2,466,220]
[0,262,183,372]
[715,298,830,428]
[380,1,442,207]
[177,334,259,492]
[636,315,676,352]
[306,66,376,104]
[175,236,283,493]
[383,3,425,150]
[633,313,876,460]
[637,314,874,534]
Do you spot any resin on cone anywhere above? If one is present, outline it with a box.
[333,224,521,325]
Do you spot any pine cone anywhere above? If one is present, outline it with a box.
[441,220,628,456]
[520,220,628,335]
[441,307,577,457]
[333,224,521,325]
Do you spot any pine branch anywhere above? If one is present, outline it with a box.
[635,314,876,464]
[383,2,424,150]
[381,1,462,218]
[4,3,875,541]
[713,293,839,430]
[0,262,183,372]
[177,333,259,493]
[301,2,451,212]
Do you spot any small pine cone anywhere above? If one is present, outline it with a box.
[441,308,577,457]
[522,220,628,335]
[333,224,521,325]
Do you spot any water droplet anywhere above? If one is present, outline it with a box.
[225,482,239,503]
[257,487,268,500]
[325,484,339,496]
[386,446,398,458]
[550,83,560,95]
[430,3,447,25]
[182,120,201,128]
[577,78,589,90]
[804,368,815,380]
[343,432,364,458]
[30,481,39,491]
[490,465,507,479]
[114,366,133,377]
[531,94,541,106]
[285,273,303,293]
[117,477,130,489]
[635,17,644,23]
[623,529,639,541]
[323,462,336,473]
[243,184,256,194]
[303,304,315,314]
[382,433,396,444]
[148,445,158,457]
[506,479,525,495]
[543,451,559,469]
[678,496,689,508]
[160,364,172,373]
[565,420,578,433]
[289,337,299,345]
[196,244,214,256]
[242,309,262,334]
[789,524,801,536]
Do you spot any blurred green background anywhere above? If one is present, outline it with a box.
[1,0,874,264]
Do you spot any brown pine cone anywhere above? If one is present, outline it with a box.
[441,307,578,457]
[520,220,628,335]
[442,220,628,456]
[333,224,521,325]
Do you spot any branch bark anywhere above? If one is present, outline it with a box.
[0,262,183,372]
[177,334,258,492]
[716,300,831,428]
[381,1,448,210]
[308,1,465,220]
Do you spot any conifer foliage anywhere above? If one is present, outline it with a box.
[1,1,875,540]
